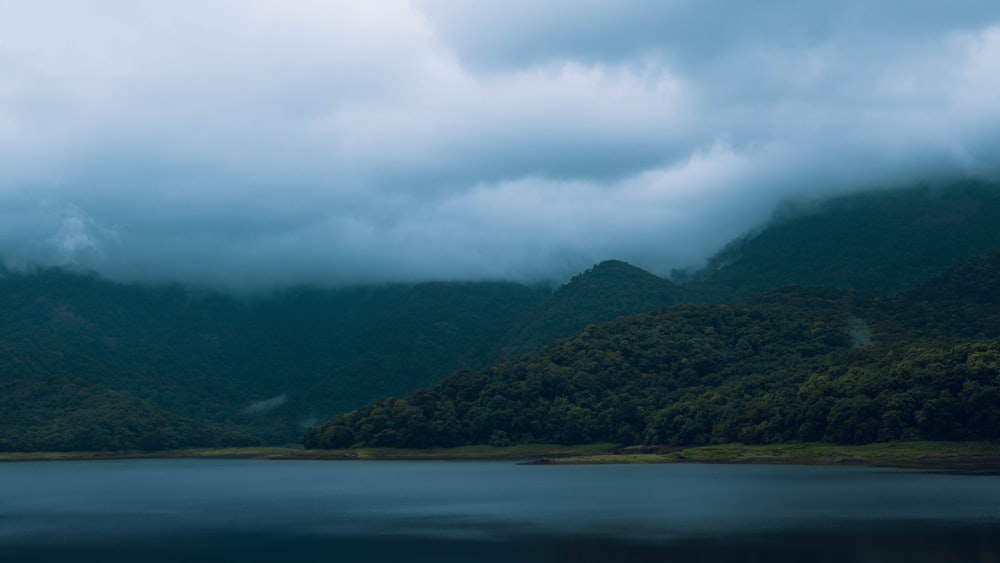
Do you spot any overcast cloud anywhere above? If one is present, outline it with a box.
[1,1,998,290]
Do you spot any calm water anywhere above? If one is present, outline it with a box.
[1,459,999,562]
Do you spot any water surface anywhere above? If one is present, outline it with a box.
[1,459,998,561]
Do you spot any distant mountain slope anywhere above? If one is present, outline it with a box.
[0,270,263,450]
[902,249,1000,307]
[883,249,1000,341]
[687,182,1000,300]
[495,260,691,357]
[0,260,696,451]
[283,281,552,413]
[0,270,548,450]
[0,355,253,452]
[6,182,1000,452]
[306,250,1000,449]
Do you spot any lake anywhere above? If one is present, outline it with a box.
[1,458,998,562]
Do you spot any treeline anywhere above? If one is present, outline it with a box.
[304,252,1000,449]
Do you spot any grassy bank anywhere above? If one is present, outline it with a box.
[0,446,305,462]
[259,442,617,460]
[0,443,616,462]
[544,441,1000,469]
[2,441,997,469]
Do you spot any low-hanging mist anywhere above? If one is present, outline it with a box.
[2,1,999,291]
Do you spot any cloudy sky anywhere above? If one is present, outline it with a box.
[1,1,998,290]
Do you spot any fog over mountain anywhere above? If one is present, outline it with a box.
[1,1,998,290]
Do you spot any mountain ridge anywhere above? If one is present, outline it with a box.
[493,259,690,358]
[305,249,1000,449]
[684,182,1000,299]
[3,181,999,451]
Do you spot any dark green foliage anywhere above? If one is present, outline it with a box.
[890,251,1000,340]
[240,281,552,417]
[6,182,1000,452]
[0,257,695,452]
[306,252,1000,449]
[496,260,690,357]
[0,342,257,451]
[0,271,548,450]
[686,182,1000,300]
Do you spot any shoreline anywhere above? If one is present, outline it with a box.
[2,441,998,471]
[526,443,1000,472]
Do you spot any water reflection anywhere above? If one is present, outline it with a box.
[1,459,998,562]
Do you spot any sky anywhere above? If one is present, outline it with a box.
[1,1,999,291]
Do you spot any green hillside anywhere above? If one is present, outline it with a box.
[495,260,691,358]
[0,271,548,450]
[687,182,1000,300]
[305,251,1000,449]
[4,181,1000,452]
[0,256,691,452]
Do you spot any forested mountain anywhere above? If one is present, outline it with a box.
[305,251,1000,449]
[684,182,1000,300]
[0,272,549,450]
[494,260,691,358]
[0,245,688,452]
[3,182,999,451]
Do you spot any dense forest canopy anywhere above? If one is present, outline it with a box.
[0,275,549,449]
[683,182,1000,299]
[306,252,1000,449]
[2,183,999,451]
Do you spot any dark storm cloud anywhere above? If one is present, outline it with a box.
[1,1,998,290]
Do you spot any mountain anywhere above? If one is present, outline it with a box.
[5,181,1000,452]
[0,271,549,450]
[494,260,691,358]
[284,281,551,412]
[882,249,1000,341]
[686,182,1000,300]
[305,250,1000,449]
[0,259,690,451]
